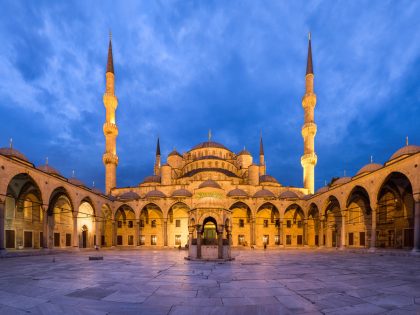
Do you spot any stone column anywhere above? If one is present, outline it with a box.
[196,225,202,259]
[279,219,283,246]
[135,221,140,246]
[42,207,48,248]
[319,219,324,247]
[251,217,256,246]
[303,221,308,246]
[73,213,78,248]
[412,199,420,253]
[340,211,346,250]
[112,221,117,246]
[92,219,96,247]
[0,201,5,250]
[369,205,377,251]
[163,219,168,247]
[217,225,224,259]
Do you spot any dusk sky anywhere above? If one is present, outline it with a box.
[0,1,419,192]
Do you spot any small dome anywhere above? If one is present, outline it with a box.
[69,177,85,187]
[37,164,61,176]
[316,186,329,194]
[145,190,166,198]
[253,189,276,198]
[198,179,221,189]
[0,147,30,162]
[168,150,182,157]
[191,141,229,151]
[238,149,251,156]
[172,189,192,198]
[389,145,420,161]
[227,188,248,197]
[356,163,382,175]
[142,175,161,184]
[119,191,140,200]
[259,175,279,184]
[279,190,299,199]
[331,177,351,186]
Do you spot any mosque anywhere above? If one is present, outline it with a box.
[0,36,419,259]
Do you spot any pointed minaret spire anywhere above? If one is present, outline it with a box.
[154,137,161,176]
[259,132,266,175]
[306,32,313,75]
[106,31,114,74]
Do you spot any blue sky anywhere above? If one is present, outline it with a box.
[0,1,419,192]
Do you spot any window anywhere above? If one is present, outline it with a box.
[24,199,32,222]
[275,235,280,245]
[297,235,303,245]
[101,235,105,246]
[348,233,354,246]
[175,220,181,228]
[40,232,44,248]
[239,219,244,228]
[263,235,269,245]
[359,232,365,246]
[151,220,157,228]
[140,236,145,245]
[5,230,15,248]
[175,235,181,246]
[275,219,280,228]
[151,235,157,245]
[128,235,134,245]
[263,220,268,228]
[117,235,123,245]
[287,220,291,228]
[315,235,319,246]
[140,220,144,228]
[238,235,245,245]
[286,235,292,245]
[54,233,60,247]
[24,231,32,248]
[128,221,133,228]
[66,233,72,246]
[117,221,122,228]
[297,221,303,228]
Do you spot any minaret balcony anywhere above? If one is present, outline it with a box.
[103,94,118,109]
[301,123,317,137]
[301,153,317,166]
[103,152,119,165]
[301,93,316,109]
[103,122,119,136]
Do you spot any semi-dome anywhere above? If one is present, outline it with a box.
[142,175,161,184]
[238,149,251,156]
[69,177,85,187]
[227,188,248,197]
[198,179,221,189]
[253,189,276,198]
[331,177,351,186]
[0,147,30,162]
[172,188,193,197]
[119,191,140,200]
[279,190,299,199]
[195,196,225,209]
[145,190,166,198]
[316,186,329,194]
[356,163,382,176]
[37,164,61,176]
[191,141,229,151]
[259,175,279,184]
[389,145,420,161]
[168,150,182,157]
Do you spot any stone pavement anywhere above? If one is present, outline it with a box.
[0,249,419,314]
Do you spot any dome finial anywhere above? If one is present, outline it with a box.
[343,170,346,177]
[9,138,12,149]
[406,136,409,146]
[46,157,49,165]
[92,181,95,188]
[208,129,212,142]
[72,170,75,178]
[370,155,373,163]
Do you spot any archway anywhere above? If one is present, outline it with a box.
[376,172,414,249]
[115,205,136,246]
[78,200,95,248]
[167,202,189,247]
[230,202,252,247]
[307,203,320,246]
[100,204,113,247]
[256,203,280,247]
[324,196,342,248]
[48,188,73,248]
[4,173,43,249]
[202,216,217,245]
[346,186,371,248]
[139,203,163,246]
[284,204,305,247]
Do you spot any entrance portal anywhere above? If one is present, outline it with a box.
[203,217,217,245]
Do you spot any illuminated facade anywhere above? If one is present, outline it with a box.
[0,36,419,257]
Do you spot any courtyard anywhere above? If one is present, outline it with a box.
[0,249,419,314]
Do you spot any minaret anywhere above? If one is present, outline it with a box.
[259,133,266,175]
[154,137,161,176]
[102,34,119,194]
[301,33,317,194]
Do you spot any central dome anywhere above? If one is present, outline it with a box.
[191,141,229,151]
